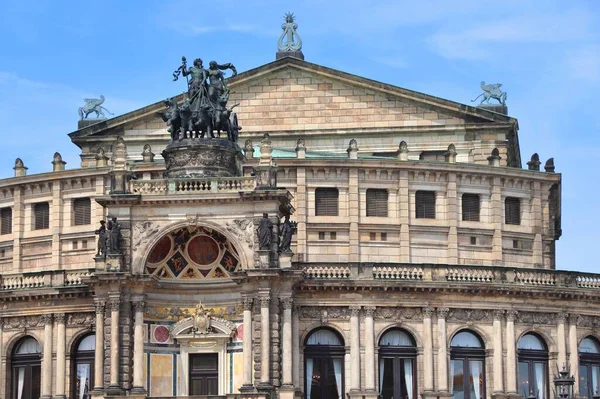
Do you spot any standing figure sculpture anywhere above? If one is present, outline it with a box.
[180,58,209,102]
[471,81,507,105]
[258,213,273,250]
[279,215,297,253]
[278,12,302,52]
[95,220,107,257]
[106,217,122,255]
[78,95,114,119]
[207,61,237,105]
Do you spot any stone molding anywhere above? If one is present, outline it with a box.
[447,309,492,323]
[67,313,95,328]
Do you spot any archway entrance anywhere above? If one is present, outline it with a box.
[11,336,41,399]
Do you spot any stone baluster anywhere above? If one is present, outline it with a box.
[437,308,450,393]
[55,313,67,399]
[493,310,504,394]
[506,310,518,394]
[569,314,580,395]
[281,298,294,386]
[41,314,53,399]
[260,296,271,385]
[93,300,105,391]
[364,306,376,392]
[132,300,146,393]
[423,307,435,392]
[557,313,567,370]
[241,298,254,389]
[350,306,361,392]
[108,297,121,390]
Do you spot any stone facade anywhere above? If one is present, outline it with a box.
[0,56,596,399]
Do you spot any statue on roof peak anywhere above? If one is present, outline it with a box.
[78,95,114,120]
[278,12,302,52]
[472,81,507,105]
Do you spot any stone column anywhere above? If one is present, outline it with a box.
[556,313,567,370]
[364,306,376,392]
[350,306,361,392]
[41,314,53,399]
[493,310,504,394]
[437,308,450,393]
[423,307,435,392]
[0,318,3,396]
[55,313,66,399]
[241,298,254,389]
[281,298,294,386]
[506,310,518,394]
[93,300,105,391]
[132,300,146,393]
[292,308,300,388]
[108,297,121,390]
[260,297,271,385]
[569,314,580,396]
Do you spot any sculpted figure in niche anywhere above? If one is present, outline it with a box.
[106,217,122,255]
[279,215,297,253]
[258,213,273,250]
[95,220,107,256]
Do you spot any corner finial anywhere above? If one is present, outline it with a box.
[52,152,67,172]
[13,158,27,177]
[276,12,304,60]
[527,153,541,171]
[545,157,555,173]
[487,148,501,167]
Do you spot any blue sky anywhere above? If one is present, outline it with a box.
[0,0,598,272]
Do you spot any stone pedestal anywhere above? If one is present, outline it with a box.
[258,250,270,268]
[279,386,296,399]
[78,119,106,129]
[104,254,123,272]
[279,252,293,269]
[480,104,508,115]
[276,51,304,60]
[162,138,244,178]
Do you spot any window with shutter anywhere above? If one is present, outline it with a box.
[73,198,91,226]
[415,191,436,219]
[34,202,50,230]
[462,194,480,222]
[366,189,388,217]
[315,188,339,216]
[505,197,521,225]
[0,207,12,235]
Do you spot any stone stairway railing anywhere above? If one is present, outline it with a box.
[0,269,95,291]
[132,177,255,195]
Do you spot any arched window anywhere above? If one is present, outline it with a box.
[450,330,486,399]
[12,336,41,399]
[304,328,344,399]
[72,334,95,399]
[579,337,600,398]
[517,333,548,399]
[378,329,417,399]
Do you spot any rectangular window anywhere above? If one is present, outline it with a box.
[370,232,377,241]
[470,236,477,245]
[330,232,336,240]
[34,202,50,230]
[366,189,388,217]
[0,207,12,235]
[381,232,387,241]
[462,194,480,222]
[318,232,325,240]
[315,188,339,216]
[415,191,436,219]
[505,197,521,225]
[73,198,91,226]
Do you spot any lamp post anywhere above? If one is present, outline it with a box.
[554,365,575,399]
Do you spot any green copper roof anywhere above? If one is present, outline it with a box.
[255,147,398,160]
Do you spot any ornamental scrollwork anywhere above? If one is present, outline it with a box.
[447,309,492,323]
[3,316,45,331]
[578,315,600,329]
[55,313,66,324]
[132,221,160,253]
[516,312,555,325]
[280,298,294,310]
[296,306,350,320]
[226,219,254,248]
[67,313,95,328]
[242,298,254,311]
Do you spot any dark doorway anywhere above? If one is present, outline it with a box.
[11,337,42,399]
[189,353,218,395]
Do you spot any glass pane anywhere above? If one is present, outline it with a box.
[518,362,530,398]
[580,365,589,399]
[15,338,41,354]
[78,335,96,352]
[310,357,322,399]
[191,354,217,370]
[380,358,394,399]
[326,358,341,399]
[31,366,41,399]
[451,331,482,348]
[518,334,545,350]
[452,359,465,399]
[380,330,414,346]
[75,364,91,399]
[469,360,484,399]
[580,338,600,354]
[191,379,203,395]
[15,367,25,399]
[593,366,600,396]
[207,377,218,395]
[307,329,342,346]
[533,362,546,399]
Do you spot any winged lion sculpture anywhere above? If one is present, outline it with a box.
[471,81,507,105]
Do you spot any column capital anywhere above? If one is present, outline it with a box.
[242,297,254,311]
[132,301,146,313]
[364,306,376,317]
[259,297,270,308]
[437,307,450,319]
[55,313,66,324]
[280,297,294,310]
[506,310,518,321]
[349,306,361,316]
[109,297,121,311]
[95,299,106,314]
[40,314,53,325]
[493,309,505,320]
[422,307,435,318]
[556,312,568,323]
[569,313,581,325]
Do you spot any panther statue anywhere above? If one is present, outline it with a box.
[471,81,507,105]
[78,95,114,120]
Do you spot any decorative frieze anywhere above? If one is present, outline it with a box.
[297,306,350,320]
[578,315,600,329]
[374,307,423,320]
[145,305,242,321]
[447,309,492,323]
[515,311,556,325]
[3,316,45,331]
[67,313,95,328]
[131,221,160,252]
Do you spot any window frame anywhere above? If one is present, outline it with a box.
[72,198,92,226]
[462,194,481,222]
[366,189,389,217]
[11,336,42,399]
[415,191,436,219]
[517,333,548,399]
[378,328,417,399]
[1,207,12,235]
[315,188,339,217]
[450,330,487,399]
[71,334,95,399]
[505,197,521,225]
[33,202,50,230]
[579,336,600,399]
[304,328,345,399]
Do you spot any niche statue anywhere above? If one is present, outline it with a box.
[95,220,107,257]
[279,215,297,253]
[258,213,273,250]
[106,217,123,255]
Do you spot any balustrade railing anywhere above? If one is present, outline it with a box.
[373,266,423,280]
[303,265,351,279]
[132,177,255,195]
[0,269,94,291]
